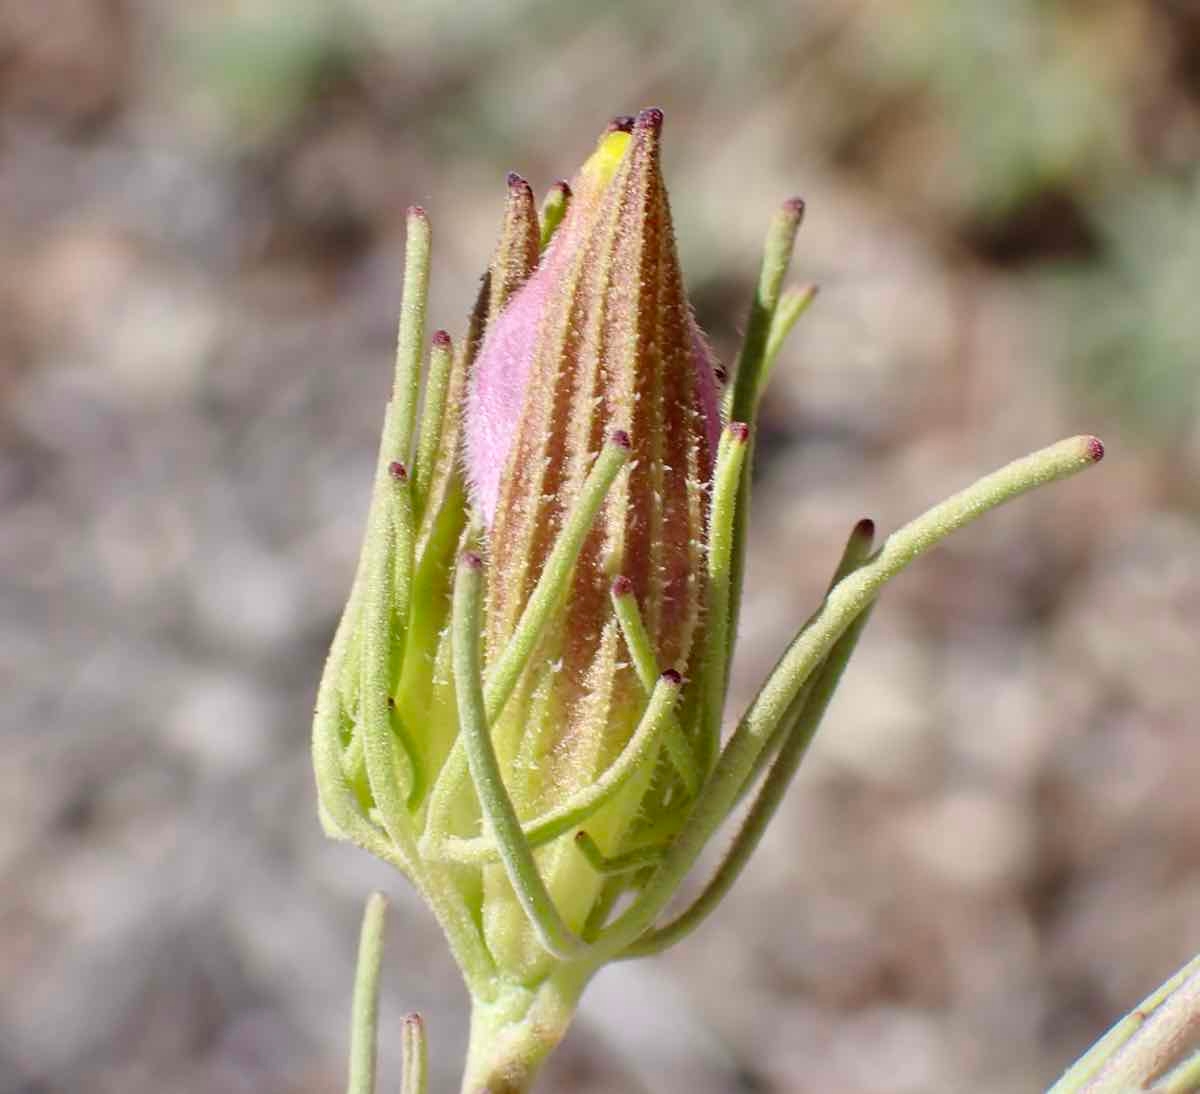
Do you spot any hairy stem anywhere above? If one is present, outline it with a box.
[347,893,388,1094]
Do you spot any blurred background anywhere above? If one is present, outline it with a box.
[3,0,1200,1091]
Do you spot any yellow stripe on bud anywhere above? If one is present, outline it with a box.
[581,128,633,190]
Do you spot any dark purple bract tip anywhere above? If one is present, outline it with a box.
[461,551,484,571]
[727,421,751,443]
[609,429,632,450]
[714,366,729,385]
[551,179,571,196]
[854,517,875,539]
[432,328,451,348]
[506,171,530,193]
[407,205,427,220]
[660,668,683,686]
[611,575,634,598]
[607,115,635,134]
[403,1012,424,1031]
[388,460,408,482]
[1086,436,1105,463]
[782,196,806,217]
[635,107,664,135]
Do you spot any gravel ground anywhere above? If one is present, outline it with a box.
[3,2,1199,1091]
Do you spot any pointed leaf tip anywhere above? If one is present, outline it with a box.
[538,180,572,252]
[406,205,427,220]
[660,668,683,686]
[853,517,875,539]
[388,460,409,482]
[635,106,665,135]
[726,421,751,444]
[1086,436,1105,463]
[505,171,532,194]
[609,429,632,450]
[782,196,806,219]
[607,115,635,133]
[431,328,451,347]
[714,366,729,385]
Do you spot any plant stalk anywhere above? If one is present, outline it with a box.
[459,969,590,1094]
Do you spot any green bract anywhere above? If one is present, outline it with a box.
[312,109,1104,1094]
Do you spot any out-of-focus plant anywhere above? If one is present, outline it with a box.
[176,2,358,139]
[310,109,1107,1092]
[855,0,1130,219]
[1052,174,1200,442]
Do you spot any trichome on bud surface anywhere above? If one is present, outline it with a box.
[311,108,1105,1094]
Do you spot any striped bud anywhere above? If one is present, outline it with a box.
[464,108,720,977]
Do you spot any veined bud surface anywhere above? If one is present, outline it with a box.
[465,109,721,975]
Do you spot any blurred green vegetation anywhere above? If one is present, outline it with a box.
[857,0,1129,217]
[1056,174,1200,440]
[177,3,360,138]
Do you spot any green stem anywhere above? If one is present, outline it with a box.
[312,598,407,870]
[391,207,431,467]
[361,419,498,997]
[414,331,454,519]
[347,892,388,1094]
[735,517,875,804]
[620,525,876,958]
[722,199,805,730]
[758,283,818,402]
[389,461,417,761]
[460,972,588,1094]
[725,199,805,425]
[362,419,420,852]
[698,423,751,773]
[610,576,699,795]
[483,431,632,722]
[451,550,591,961]
[574,830,665,876]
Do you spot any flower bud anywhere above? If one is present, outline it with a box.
[464,109,721,976]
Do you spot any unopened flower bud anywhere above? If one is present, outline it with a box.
[464,109,721,975]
